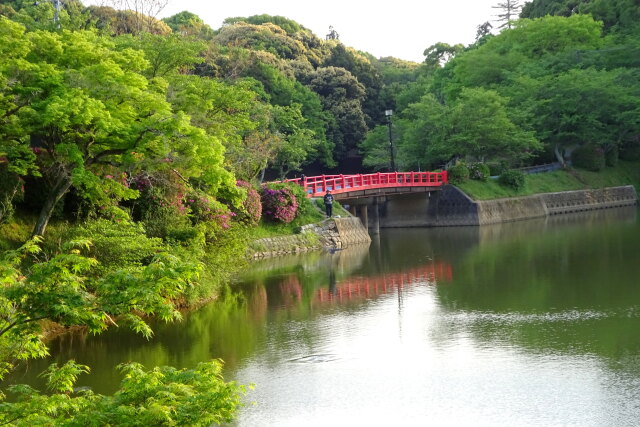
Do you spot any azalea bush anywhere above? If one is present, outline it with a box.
[235,181,262,224]
[469,163,490,181]
[260,187,298,223]
[185,193,234,230]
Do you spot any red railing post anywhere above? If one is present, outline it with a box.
[322,175,326,194]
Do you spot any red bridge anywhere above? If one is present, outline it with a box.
[284,172,448,198]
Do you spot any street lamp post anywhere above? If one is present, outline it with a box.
[385,109,396,172]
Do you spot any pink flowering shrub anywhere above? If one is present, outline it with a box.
[235,180,262,224]
[260,187,298,223]
[185,194,234,230]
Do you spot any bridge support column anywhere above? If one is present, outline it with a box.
[349,205,357,217]
[360,205,368,230]
[371,198,380,235]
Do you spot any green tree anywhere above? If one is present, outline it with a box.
[308,66,368,161]
[0,237,245,425]
[448,87,540,163]
[162,10,215,40]
[116,32,206,78]
[0,21,238,236]
[322,43,385,126]
[528,68,640,165]
[423,42,464,68]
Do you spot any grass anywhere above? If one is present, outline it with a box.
[311,197,351,218]
[0,212,75,252]
[246,197,352,240]
[457,160,640,200]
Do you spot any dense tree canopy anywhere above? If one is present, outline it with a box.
[363,10,640,171]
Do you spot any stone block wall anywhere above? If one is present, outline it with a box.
[541,186,637,215]
[249,217,370,260]
[476,195,547,225]
[429,185,479,226]
[430,185,637,226]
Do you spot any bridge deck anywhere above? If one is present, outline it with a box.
[282,172,448,198]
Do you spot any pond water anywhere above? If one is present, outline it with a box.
[9,207,640,426]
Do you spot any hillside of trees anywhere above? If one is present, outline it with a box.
[0,0,639,423]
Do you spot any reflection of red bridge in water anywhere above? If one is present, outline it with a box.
[316,261,453,304]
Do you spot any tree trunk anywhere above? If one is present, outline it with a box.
[32,174,72,237]
[554,144,566,167]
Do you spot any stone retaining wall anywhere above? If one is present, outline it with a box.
[434,185,637,226]
[249,217,370,260]
[542,186,637,215]
[476,195,547,225]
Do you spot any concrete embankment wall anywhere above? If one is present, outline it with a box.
[433,185,637,226]
[249,217,370,260]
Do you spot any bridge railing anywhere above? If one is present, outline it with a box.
[283,171,448,197]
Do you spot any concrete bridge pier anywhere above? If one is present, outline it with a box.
[371,197,381,235]
[359,205,368,231]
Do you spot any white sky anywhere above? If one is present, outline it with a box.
[152,0,504,63]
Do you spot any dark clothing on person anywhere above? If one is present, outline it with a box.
[323,192,334,217]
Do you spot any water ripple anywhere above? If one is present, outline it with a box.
[287,353,340,364]
[441,308,638,325]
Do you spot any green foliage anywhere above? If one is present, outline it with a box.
[1,360,245,426]
[360,125,394,171]
[448,162,470,184]
[40,360,90,394]
[115,32,206,78]
[0,166,23,225]
[521,0,640,33]
[162,11,215,40]
[469,163,491,181]
[620,140,640,161]
[498,169,526,190]
[487,162,508,177]
[309,66,368,160]
[0,20,239,236]
[69,220,164,274]
[457,160,640,200]
[605,145,619,167]
[448,88,541,163]
[572,144,606,171]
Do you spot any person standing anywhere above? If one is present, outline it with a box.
[323,190,334,217]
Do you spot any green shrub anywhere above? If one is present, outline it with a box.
[469,163,491,181]
[572,144,605,171]
[0,166,23,225]
[620,140,640,161]
[498,170,526,190]
[448,162,470,184]
[71,219,164,273]
[605,145,619,167]
[487,162,507,177]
